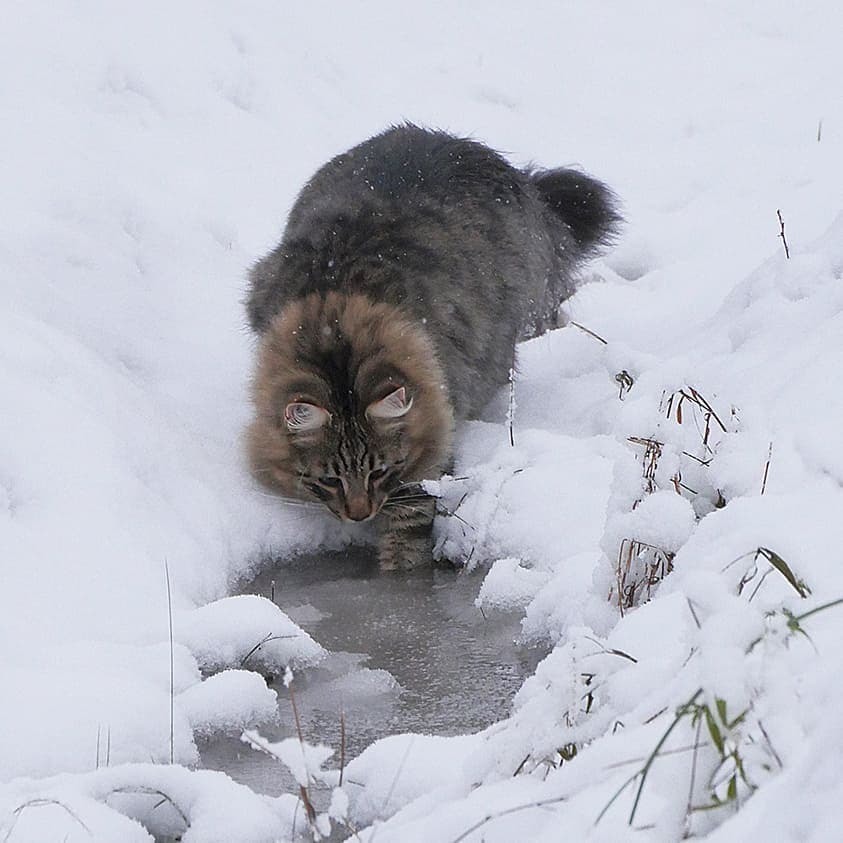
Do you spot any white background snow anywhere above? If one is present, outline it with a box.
[2,1,842,840]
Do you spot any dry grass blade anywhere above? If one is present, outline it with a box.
[615,370,634,399]
[793,597,843,623]
[375,736,416,831]
[512,754,531,776]
[747,568,774,603]
[777,209,791,259]
[756,547,810,598]
[570,320,608,344]
[686,598,702,629]
[603,742,706,771]
[757,720,783,770]
[594,769,640,826]
[662,385,728,456]
[626,437,663,498]
[583,635,638,663]
[596,690,706,826]
[686,715,704,824]
[614,538,675,614]
[2,800,92,843]
[164,559,175,765]
[449,795,568,843]
[685,387,727,434]
[106,786,189,830]
[239,632,298,669]
[681,450,712,467]
[760,442,773,494]
[628,689,702,825]
[288,681,319,828]
[339,709,347,788]
[507,353,516,447]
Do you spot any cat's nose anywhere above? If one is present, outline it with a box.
[345,494,373,521]
[344,483,374,521]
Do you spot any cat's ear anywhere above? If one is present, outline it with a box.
[284,402,331,432]
[367,386,413,421]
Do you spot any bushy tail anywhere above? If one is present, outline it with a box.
[530,168,622,258]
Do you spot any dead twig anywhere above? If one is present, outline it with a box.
[777,209,790,259]
[239,632,298,669]
[663,386,727,453]
[507,351,517,447]
[339,709,347,788]
[626,437,663,497]
[288,681,318,828]
[2,799,91,843]
[164,560,175,765]
[570,321,608,345]
[106,786,189,830]
[449,794,568,843]
[614,539,675,614]
[760,442,772,495]
[615,370,634,400]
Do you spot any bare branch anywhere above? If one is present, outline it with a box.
[776,209,790,259]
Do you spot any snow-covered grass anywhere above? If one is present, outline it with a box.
[2,1,842,840]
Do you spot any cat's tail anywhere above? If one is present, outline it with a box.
[530,168,622,259]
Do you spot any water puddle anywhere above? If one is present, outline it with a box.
[200,547,543,796]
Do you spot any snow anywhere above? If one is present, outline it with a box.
[241,731,333,790]
[176,594,326,675]
[339,732,480,828]
[2,1,843,841]
[0,764,302,843]
[179,670,278,739]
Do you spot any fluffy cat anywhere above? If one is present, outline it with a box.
[246,124,620,570]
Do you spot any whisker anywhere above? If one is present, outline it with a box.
[385,499,475,530]
[387,493,433,504]
[444,509,473,529]
[382,501,432,519]
[390,480,430,495]
[251,490,323,509]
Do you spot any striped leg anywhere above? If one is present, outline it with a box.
[377,495,436,571]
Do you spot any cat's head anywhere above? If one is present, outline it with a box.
[247,293,454,522]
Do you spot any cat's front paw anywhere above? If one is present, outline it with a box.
[377,528,433,571]
[377,498,435,571]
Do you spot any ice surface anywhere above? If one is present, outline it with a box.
[199,550,539,802]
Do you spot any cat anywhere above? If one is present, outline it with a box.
[246,124,620,571]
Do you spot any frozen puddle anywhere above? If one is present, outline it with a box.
[200,547,543,795]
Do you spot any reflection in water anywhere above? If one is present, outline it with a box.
[200,547,542,796]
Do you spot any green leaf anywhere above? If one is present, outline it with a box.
[727,776,737,802]
[704,707,724,755]
[728,708,748,730]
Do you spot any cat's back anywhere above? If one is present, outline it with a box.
[286,124,526,230]
[246,125,543,337]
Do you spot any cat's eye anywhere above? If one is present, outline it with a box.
[369,466,389,481]
[306,484,332,502]
[318,475,342,488]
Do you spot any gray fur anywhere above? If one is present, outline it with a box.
[247,124,621,423]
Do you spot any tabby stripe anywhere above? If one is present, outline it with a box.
[393,521,433,540]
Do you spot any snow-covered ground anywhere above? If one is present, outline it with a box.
[2,2,842,840]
